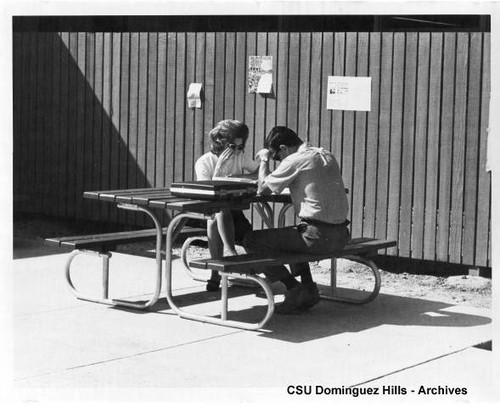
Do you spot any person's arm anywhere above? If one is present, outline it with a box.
[255,149,299,195]
[243,153,260,178]
[221,154,259,180]
[194,156,212,181]
[255,148,272,195]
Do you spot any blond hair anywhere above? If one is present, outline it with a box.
[209,119,249,155]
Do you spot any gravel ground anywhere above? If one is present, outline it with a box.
[14,216,492,309]
[312,260,491,308]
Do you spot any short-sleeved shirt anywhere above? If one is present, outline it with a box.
[263,143,349,224]
[195,151,258,181]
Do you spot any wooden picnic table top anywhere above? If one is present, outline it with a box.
[84,187,292,214]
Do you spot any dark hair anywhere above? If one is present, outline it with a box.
[264,126,303,151]
[209,119,249,155]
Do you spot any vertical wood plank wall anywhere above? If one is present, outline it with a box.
[13,31,492,267]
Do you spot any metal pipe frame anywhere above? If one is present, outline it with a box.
[65,250,112,303]
[180,235,210,282]
[64,204,164,310]
[320,254,381,304]
[254,202,275,229]
[180,235,261,289]
[180,202,275,289]
[165,212,275,330]
[277,203,294,228]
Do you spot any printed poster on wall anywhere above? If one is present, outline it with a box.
[327,76,372,111]
[248,56,273,93]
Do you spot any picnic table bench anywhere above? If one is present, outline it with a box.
[45,225,206,309]
[185,237,396,328]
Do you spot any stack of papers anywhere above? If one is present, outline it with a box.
[213,177,290,195]
[212,176,258,184]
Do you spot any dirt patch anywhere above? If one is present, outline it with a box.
[310,259,491,308]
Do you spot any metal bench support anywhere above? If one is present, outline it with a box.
[321,254,381,304]
[64,204,165,310]
[180,201,383,328]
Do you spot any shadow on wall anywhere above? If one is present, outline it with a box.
[13,32,169,228]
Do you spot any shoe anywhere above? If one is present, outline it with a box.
[206,278,220,292]
[276,284,318,314]
[300,282,320,309]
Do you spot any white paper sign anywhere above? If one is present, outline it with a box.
[187,83,202,108]
[248,56,273,93]
[257,72,273,93]
[327,76,372,111]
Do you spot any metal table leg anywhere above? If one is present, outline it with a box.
[277,203,294,228]
[254,201,275,229]
[165,212,275,330]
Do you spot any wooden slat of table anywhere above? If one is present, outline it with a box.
[149,197,252,213]
[84,188,170,201]
[252,194,292,204]
[130,193,186,205]
[106,188,170,199]
[112,190,177,204]
[85,189,286,215]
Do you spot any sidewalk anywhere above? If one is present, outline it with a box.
[10,239,496,404]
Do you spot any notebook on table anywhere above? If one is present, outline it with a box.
[170,180,258,200]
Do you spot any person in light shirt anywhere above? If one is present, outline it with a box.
[194,119,258,291]
[244,126,350,313]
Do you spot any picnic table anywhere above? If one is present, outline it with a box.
[47,187,396,330]
[82,188,292,324]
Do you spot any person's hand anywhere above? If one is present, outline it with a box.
[255,148,271,162]
[218,146,235,163]
[213,146,235,176]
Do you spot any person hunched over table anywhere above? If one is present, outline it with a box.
[243,126,351,314]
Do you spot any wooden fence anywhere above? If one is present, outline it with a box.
[13,30,491,267]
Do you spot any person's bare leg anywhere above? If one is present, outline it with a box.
[215,208,238,256]
[206,218,223,291]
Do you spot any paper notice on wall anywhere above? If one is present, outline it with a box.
[257,73,273,93]
[187,83,202,108]
[248,56,273,93]
[327,76,372,111]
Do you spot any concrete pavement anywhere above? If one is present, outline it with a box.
[8,238,497,404]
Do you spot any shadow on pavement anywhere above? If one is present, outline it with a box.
[109,285,261,315]
[13,237,73,259]
[13,237,178,261]
[255,293,491,343]
[13,237,491,345]
[110,288,491,343]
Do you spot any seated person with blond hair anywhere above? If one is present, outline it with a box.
[194,119,258,291]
